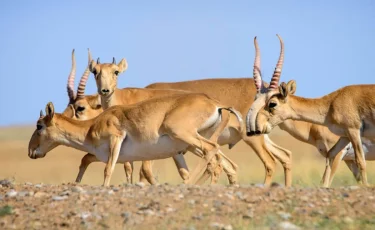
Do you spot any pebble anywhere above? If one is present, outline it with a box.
[278,211,291,220]
[135,182,145,188]
[188,199,196,205]
[121,212,132,219]
[80,211,91,219]
[349,185,359,190]
[34,192,48,198]
[243,210,254,219]
[71,186,85,193]
[143,209,155,216]
[34,184,43,188]
[278,221,301,230]
[52,196,68,201]
[18,191,33,197]
[6,190,18,198]
[166,207,175,213]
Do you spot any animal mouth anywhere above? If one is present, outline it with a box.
[29,147,42,159]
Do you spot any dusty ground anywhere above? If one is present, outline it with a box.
[2,125,375,229]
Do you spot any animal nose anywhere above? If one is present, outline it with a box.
[255,130,262,135]
[246,131,255,136]
[101,89,110,94]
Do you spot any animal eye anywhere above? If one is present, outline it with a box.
[269,102,277,108]
[37,125,43,130]
[92,69,97,75]
[77,106,85,112]
[114,71,119,76]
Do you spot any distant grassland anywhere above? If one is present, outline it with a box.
[1,125,375,187]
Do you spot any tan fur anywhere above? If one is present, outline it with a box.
[252,83,375,186]
[28,93,243,186]
[89,58,241,185]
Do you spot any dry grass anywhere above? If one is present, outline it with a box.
[2,125,375,187]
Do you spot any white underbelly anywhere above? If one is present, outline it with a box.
[93,135,188,163]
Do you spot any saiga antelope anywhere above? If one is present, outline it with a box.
[246,37,375,186]
[28,92,243,186]
[64,50,239,185]
[243,35,370,187]
[88,55,241,184]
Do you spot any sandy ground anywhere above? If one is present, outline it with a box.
[1,125,375,229]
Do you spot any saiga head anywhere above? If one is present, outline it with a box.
[28,103,59,159]
[89,56,128,97]
[245,34,296,136]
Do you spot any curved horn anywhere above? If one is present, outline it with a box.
[88,48,92,64]
[112,57,116,64]
[269,34,284,89]
[40,110,44,118]
[253,36,262,93]
[76,67,90,99]
[97,57,100,64]
[67,49,76,102]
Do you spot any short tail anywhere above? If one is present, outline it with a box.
[219,107,243,133]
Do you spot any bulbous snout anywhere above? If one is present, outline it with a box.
[101,89,110,95]
[246,130,262,136]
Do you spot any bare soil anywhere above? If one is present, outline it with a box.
[1,181,375,230]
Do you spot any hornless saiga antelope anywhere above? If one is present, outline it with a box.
[63,50,240,185]
[246,35,375,186]
[28,90,244,186]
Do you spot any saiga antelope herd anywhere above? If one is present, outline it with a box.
[28,35,375,187]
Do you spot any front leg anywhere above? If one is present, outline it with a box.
[103,135,125,187]
[346,129,368,186]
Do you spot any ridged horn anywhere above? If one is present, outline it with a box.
[67,49,76,102]
[112,57,116,64]
[253,36,262,93]
[269,34,284,89]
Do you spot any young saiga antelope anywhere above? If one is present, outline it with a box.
[246,37,375,186]
[28,92,243,186]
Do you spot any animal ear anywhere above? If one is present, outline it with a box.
[279,82,288,98]
[45,102,55,119]
[89,60,97,74]
[286,80,297,95]
[117,58,128,73]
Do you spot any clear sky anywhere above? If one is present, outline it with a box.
[0,0,374,126]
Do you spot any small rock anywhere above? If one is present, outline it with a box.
[181,226,196,230]
[0,179,13,187]
[271,182,283,188]
[6,190,18,198]
[80,211,91,219]
[278,221,301,230]
[166,207,175,213]
[322,197,330,203]
[223,225,233,230]
[343,216,354,224]
[34,184,43,188]
[71,186,85,193]
[254,183,265,188]
[0,195,3,200]
[300,196,309,202]
[59,190,70,196]
[34,192,48,198]
[349,185,359,190]
[192,214,203,220]
[143,209,155,216]
[188,199,196,205]
[52,196,67,201]
[210,222,224,229]
[18,191,32,197]
[25,182,33,186]
[278,211,291,220]
[121,212,132,219]
[243,210,253,219]
[135,182,145,188]
[107,190,114,195]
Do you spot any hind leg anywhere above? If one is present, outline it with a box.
[139,161,158,185]
[76,153,99,183]
[124,162,134,184]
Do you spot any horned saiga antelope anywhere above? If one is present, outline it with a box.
[28,91,243,186]
[88,54,241,185]
[246,36,375,186]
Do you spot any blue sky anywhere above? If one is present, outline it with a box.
[0,0,374,126]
